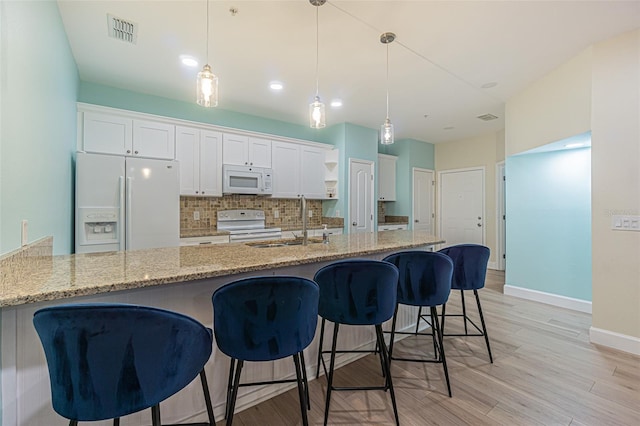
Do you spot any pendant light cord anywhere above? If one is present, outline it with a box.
[385,41,389,120]
[206,0,210,65]
[315,5,319,97]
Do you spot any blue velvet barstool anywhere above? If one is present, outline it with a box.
[313,259,400,426]
[439,244,493,363]
[212,276,319,426]
[33,303,215,426]
[383,250,454,397]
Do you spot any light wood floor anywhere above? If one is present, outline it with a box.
[218,270,640,425]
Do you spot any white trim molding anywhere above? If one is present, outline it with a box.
[504,285,592,313]
[589,327,640,356]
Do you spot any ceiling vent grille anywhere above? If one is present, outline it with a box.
[107,14,138,44]
[477,113,499,121]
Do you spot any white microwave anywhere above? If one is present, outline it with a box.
[222,165,273,195]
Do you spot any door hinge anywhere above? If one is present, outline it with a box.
[371,214,373,220]
[432,213,435,218]
[432,181,435,186]
[503,175,506,181]
[503,253,506,259]
[371,175,374,181]
[503,214,506,220]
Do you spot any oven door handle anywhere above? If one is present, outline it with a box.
[229,232,282,242]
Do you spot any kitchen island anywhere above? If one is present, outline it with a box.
[1,231,443,425]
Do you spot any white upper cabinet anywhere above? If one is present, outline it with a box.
[83,112,175,160]
[378,154,397,201]
[83,112,132,156]
[272,141,327,199]
[222,134,272,168]
[176,126,222,196]
[271,141,300,198]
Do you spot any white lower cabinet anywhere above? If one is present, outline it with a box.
[176,126,222,196]
[272,141,327,199]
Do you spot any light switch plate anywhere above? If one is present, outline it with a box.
[611,215,640,231]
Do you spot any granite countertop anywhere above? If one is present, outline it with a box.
[0,231,443,308]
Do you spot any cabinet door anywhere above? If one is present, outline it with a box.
[223,134,249,165]
[301,146,326,199]
[271,141,300,198]
[248,137,272,168]
[83,112,132,155]
[378,155,397,201]
[199,130,223,196]
[175,126,200,196]
[133,120,175,159]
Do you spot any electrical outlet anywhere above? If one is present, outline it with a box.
[273,209,279,219]
[193,211,200,221]
[308,210,313,218]
[335,210,340,217]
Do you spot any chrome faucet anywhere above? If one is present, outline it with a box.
[300,195,308,246]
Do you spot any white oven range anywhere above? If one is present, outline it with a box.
[216,209,282,243]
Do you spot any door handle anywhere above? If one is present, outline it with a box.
[415,219,419,223]
[352,222,357,226]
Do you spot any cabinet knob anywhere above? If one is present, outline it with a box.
[250,162,253,165]
[126,150,131,154]
[195,191,199,194]
[134,150,139,154]
[477,223,482,227]
[352,222,357,226]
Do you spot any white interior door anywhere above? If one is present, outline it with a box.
[412,168,434,232]
[438,168,485,247]
[349,159,374,234]
[497,162,506,270]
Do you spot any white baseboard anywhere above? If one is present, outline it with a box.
[590,327,640,356]
[503,285,592,313]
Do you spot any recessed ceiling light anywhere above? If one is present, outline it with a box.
[481,82,498,89]
[444,126,454,130]
[180,55,198,67]
[330,99,343,107]
[269,81,283,90]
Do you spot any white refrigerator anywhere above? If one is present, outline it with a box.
[75,152,180,253]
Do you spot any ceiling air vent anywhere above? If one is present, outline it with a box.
[477,113,499,121]
[107,14,138,44]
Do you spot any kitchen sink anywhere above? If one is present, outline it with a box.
[246,238,323,248]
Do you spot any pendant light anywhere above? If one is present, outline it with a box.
[197,0,218,107]
[309,0,326,128]
[380,32,395,144]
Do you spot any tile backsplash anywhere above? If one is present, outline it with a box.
[181,195,335,234]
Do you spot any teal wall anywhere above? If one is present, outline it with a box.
[79,82,331,144]
[1,0,79,256]
[506,147,592,301]
[383,138,435,226]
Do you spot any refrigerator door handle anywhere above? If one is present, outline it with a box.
[119,176,126,251]
[126,176,133,250]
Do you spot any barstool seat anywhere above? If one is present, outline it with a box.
[212,276,319,426]
[314,259,400,426]
[33,303,215,426]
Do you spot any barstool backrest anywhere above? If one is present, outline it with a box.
[383,250,453,307]
[438,244,490,290]
[212,276,319,362]
[313,259,399,325]
[33,303,213,421]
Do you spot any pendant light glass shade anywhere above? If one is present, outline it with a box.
[197,64,218,107]
[380,32,395,144]
[381,118,394,145]
[196,0,218,107]
[310,96,326,128]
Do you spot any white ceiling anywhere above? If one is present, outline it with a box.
[57,0,640,144]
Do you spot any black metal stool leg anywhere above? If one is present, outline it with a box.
[151,405,161,426]
[69,421,78,426]
[293,353,309,426]
[315,317,326,379]
[431,306,452,397]
[388,305,400,361]
[200,369,215,425]
[376,325,400,426]
[225,358,236,419]
[415,306,423,334]
[460,289,468,334]
[113,419,120,426]
[300,350,311,410]
[441,303,447,333]
[323,323,340,426]
[474,289,493,363]
[227,359,244,426]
